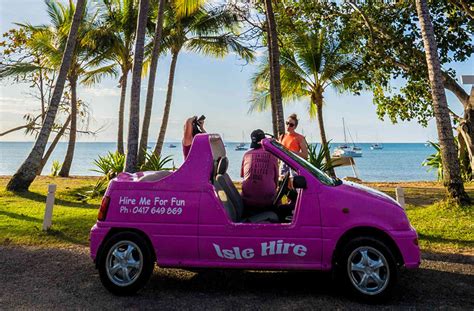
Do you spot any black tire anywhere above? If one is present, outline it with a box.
[335,236,398,303]
[98,231,154,295]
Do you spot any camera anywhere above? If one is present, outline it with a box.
[192,115,206,136]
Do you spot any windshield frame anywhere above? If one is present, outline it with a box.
[268,140,339,186]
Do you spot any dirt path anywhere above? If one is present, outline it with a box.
[0,245,472,310]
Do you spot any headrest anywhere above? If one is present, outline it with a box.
[217,157,229,175]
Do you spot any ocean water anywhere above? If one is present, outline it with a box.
[0,142,437,181]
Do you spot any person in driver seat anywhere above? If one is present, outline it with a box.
[240,129,279,216]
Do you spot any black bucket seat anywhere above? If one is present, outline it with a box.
[214,157,279,223]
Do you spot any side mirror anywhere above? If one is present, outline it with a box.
[292,176,307,189]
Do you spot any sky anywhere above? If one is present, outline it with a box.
[0,0,473,143]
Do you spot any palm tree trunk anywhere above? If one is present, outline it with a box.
[264,0,284,136]
[264,16,278,137]
[6,0,85,191]
[38,64,46,123]
[153,51,179,156]
[138,0,166,165]
[37,114,72,175]
[415,0,470,204]
[58,78,78,177]
[313,93,335,178]
[117,72,128,155]
[125,0,150,173]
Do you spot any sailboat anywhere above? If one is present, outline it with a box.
[235,131,248,151]
[333,118,362,158]
[371,132,383,150]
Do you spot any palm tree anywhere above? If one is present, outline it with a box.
[99,0,139,155]
[138,0,208,165]
[23,1,116,177]
[125,0,150,172]
[263,0,285,137]
[137,0,167,166]
[7,0,86,191]
[152,4,254,156]
[415,0,470,204]
[251,29,361,177]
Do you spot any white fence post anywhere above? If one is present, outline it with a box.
[395,186,406,208]
[42,184,57,231]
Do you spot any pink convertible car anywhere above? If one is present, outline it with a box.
[90,134,420,301]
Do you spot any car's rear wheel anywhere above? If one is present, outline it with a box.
[337,236,398,302]
[98,232,154,295]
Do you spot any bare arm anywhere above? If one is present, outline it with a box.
[296,136,309,159]
[182,117,195,146]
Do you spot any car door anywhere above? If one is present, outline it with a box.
[197,173,322,270]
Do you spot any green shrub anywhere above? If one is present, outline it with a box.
[307,142,340,174]
[423,140,471,182]
[91,151,125,180]
[50,160,62,177]
[140,151,173,171]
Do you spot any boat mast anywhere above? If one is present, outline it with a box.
[343,118,347,144]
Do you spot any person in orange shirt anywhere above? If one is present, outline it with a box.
[279,113,308,177]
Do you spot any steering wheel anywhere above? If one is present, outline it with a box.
[273,172,290,206]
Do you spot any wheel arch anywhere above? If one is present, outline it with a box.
[332,226,404,268]
[95,227,157,268]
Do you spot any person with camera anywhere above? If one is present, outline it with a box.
[182,115,206,159]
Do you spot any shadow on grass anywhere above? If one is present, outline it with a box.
[418,233,474,249]
[12,190,98,209]
[0,210,41,223]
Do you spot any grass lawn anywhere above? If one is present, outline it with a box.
[0,176,472,255]
[0,176,101,246]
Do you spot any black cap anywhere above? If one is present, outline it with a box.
[250,129,265,149]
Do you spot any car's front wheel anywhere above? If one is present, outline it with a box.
[98,231,154,295]
[337,236,398,302]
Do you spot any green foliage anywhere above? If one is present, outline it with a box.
[140,152,173,171]
[50,160,62,177]
[275,0,473,125]
[160,3,254,62]
[423,139,472,182]
[3,0,117,86]
[92,151,125,180]
[423,141,443,181]
[338,0,474,124]
[76,178,108,201]
[250,12,362,117]
[307,142,340,175]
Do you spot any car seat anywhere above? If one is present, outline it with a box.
[214,157,279,223]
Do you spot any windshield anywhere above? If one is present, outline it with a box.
[270,140,339,186]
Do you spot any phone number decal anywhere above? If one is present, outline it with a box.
[118,196,186,216]
[119,206,183,215]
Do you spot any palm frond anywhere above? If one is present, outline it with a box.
[0,63,44,79]
[186,35,254,61]
[81,64,118,86]
[174,0,205,18]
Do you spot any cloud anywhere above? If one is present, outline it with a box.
[83,87,120,97]
[0,96,38,114]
